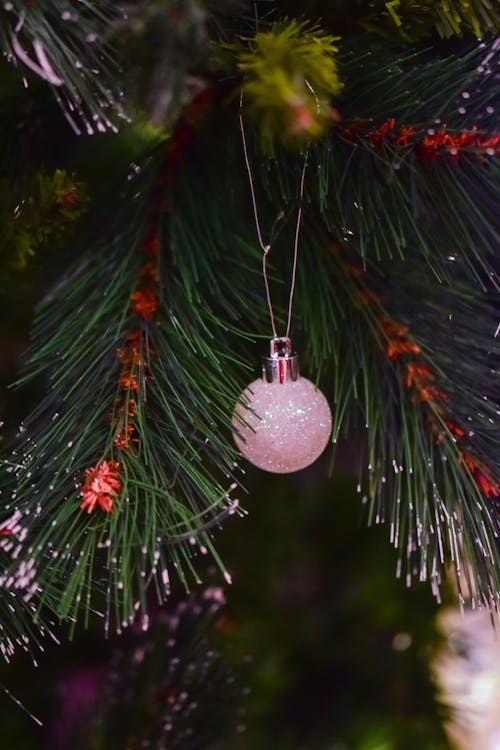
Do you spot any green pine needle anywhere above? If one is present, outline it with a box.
[4,139,267,632]
[3,29,500,639]
[0,1,123,132]
[384,0,500,38]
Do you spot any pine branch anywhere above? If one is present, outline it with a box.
[4,23,500,637]
[296,237,500,607]
[380,0,500,39]
[5,97,270,632]
[338,35,498,129]
[310,36,500,281]
[223,34,500,606]
[0,1,124,134]
[315,129,500,283]
[0,504,56,663]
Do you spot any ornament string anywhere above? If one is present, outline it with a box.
[239,92,308,339]
[286,150,308,339]
[238,96,277,337]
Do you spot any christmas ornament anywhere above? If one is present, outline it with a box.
[234,99,332,473]
[232,337,332,473]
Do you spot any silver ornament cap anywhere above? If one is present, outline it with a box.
[262,337,299,384]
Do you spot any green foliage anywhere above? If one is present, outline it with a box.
[208,36,500,610]
[368,0,500,39]
[289,41,500,609]
[297,230,500,608]
[0,170,88,271]
[323,38,499,270]
[227,19,343,149]
[388,0,500,38]
[4,136,266,631]
[0,1,123,132]
[0,0,499,656]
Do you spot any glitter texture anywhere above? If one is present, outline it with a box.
[232,376,332,473]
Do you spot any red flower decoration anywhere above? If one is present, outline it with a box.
[387,339,421,359]
[117,343,141,367]
[461,453,500,498]
[114,423,138,452]
[120,374,138,391]
[444,420,466,439]
[414,383,448,404]
[395,126,416,146]
[366,118,395,148]
[379,318,409,338]
[80,460,121,513]
[478,135,500,152]
[404,362,433,389]
[131,288,159,319]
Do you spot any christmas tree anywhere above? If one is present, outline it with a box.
[0,1,499,746]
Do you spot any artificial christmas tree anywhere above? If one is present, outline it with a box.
[0,1,499,746]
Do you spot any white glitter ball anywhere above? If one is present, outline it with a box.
[232,376,332,474]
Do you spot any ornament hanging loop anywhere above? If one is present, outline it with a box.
[239,91,308,340]
[262,336,299,384]
[285,147,308,339]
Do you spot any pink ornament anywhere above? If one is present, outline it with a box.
[232,338,332,474]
